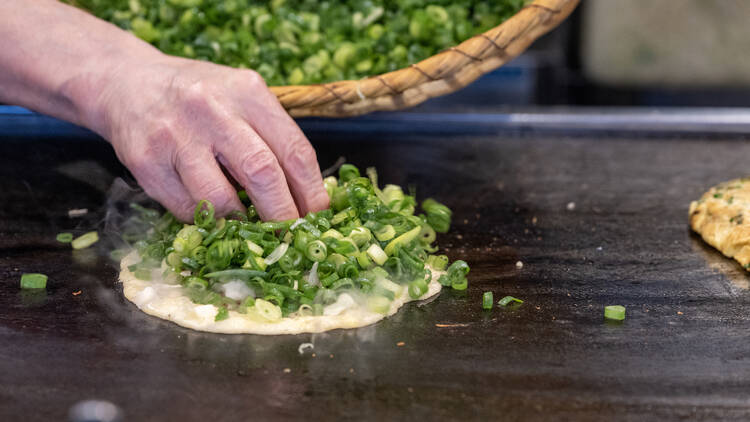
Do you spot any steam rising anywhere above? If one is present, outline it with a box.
[101,178,161,255]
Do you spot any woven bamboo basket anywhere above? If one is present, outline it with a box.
[271,0,579,117]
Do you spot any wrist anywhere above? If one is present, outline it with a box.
[62,37,166,139]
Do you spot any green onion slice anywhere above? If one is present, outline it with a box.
[498,296,523,306]
[367,296,391,314]
[56,232,73,243]
[253,299,282,322]
[215,307,229,321]
[604,305,626,321]
[482,291,493,309]
[408,279,429,299]
[71,231,99,250]
[20,273,48,289]
[204,269,267,281]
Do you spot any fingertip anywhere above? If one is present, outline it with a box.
[138,176,196,223]
[172,206,195,223]
[300,185,330,215]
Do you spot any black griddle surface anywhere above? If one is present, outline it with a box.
[3,126,750,421]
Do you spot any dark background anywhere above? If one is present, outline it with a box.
[411,1,750,112]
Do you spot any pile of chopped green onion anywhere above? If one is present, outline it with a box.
[124,164,468,319]
[63,0,525,85]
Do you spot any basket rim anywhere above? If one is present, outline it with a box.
[270,0,580,117]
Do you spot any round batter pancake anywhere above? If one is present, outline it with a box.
[690,177,750,269]
[119,251,444,334]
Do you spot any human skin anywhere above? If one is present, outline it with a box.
[0,0,330,221]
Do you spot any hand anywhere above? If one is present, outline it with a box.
[88,53,329,222]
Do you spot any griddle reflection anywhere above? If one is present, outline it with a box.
[18,289,48,307]
[690,233,750,290]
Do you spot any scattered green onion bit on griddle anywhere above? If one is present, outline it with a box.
[56,232,73,243]
[498,296,523,307]
[71,231,99,250]
[121,163,469,318]
[20,273,48,289]
[482,291,493,310]
[604,305,626,321]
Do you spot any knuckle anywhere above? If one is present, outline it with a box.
[179,198,198,217]
[174,201,197,222]
[124,122,177,172]
[241,149,282,191]
[284,140,318,172]
[240,69,266,88]
[180,80,213,112]
[172,141,199,169]
[126,150,150,174]
[144,121,177,148]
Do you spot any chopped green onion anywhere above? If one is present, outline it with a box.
[355,251,371,269]
[116,163,469,319]
[185,277,209,290]
[264,243,289,265]
[71,231,99,250]
[426,254,449,271]
[215,307,229,321]
[348,227,372,247]
[373,224,396,242]
[253,298,282,322]
[306,240,328,262]
[338,164,360,182]
[56,232,73,243]
[20,273,47,289]
[109,248,128,261]
[204,269,267,281]
[193,199,216,229]
[173,226,203,254]
[604,305,626,321]
[134,268,152,281]
[375,278,402,297]
[367,296,391,314]
[323,176,338,198]
[408,279,429,299]
[482,291,493,309]
[67,1,523,86]
[240,296,256,309]
[321,228,344,240]
[331,208,356,225]
[451,277,468,291]
[384,226,421,256]
[418,225,436,245]
[498,296,523,306]
[366,243,387,266]
[422,198,452,233]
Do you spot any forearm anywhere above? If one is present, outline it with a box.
[0,1,328,222]
[0,0,162,133]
